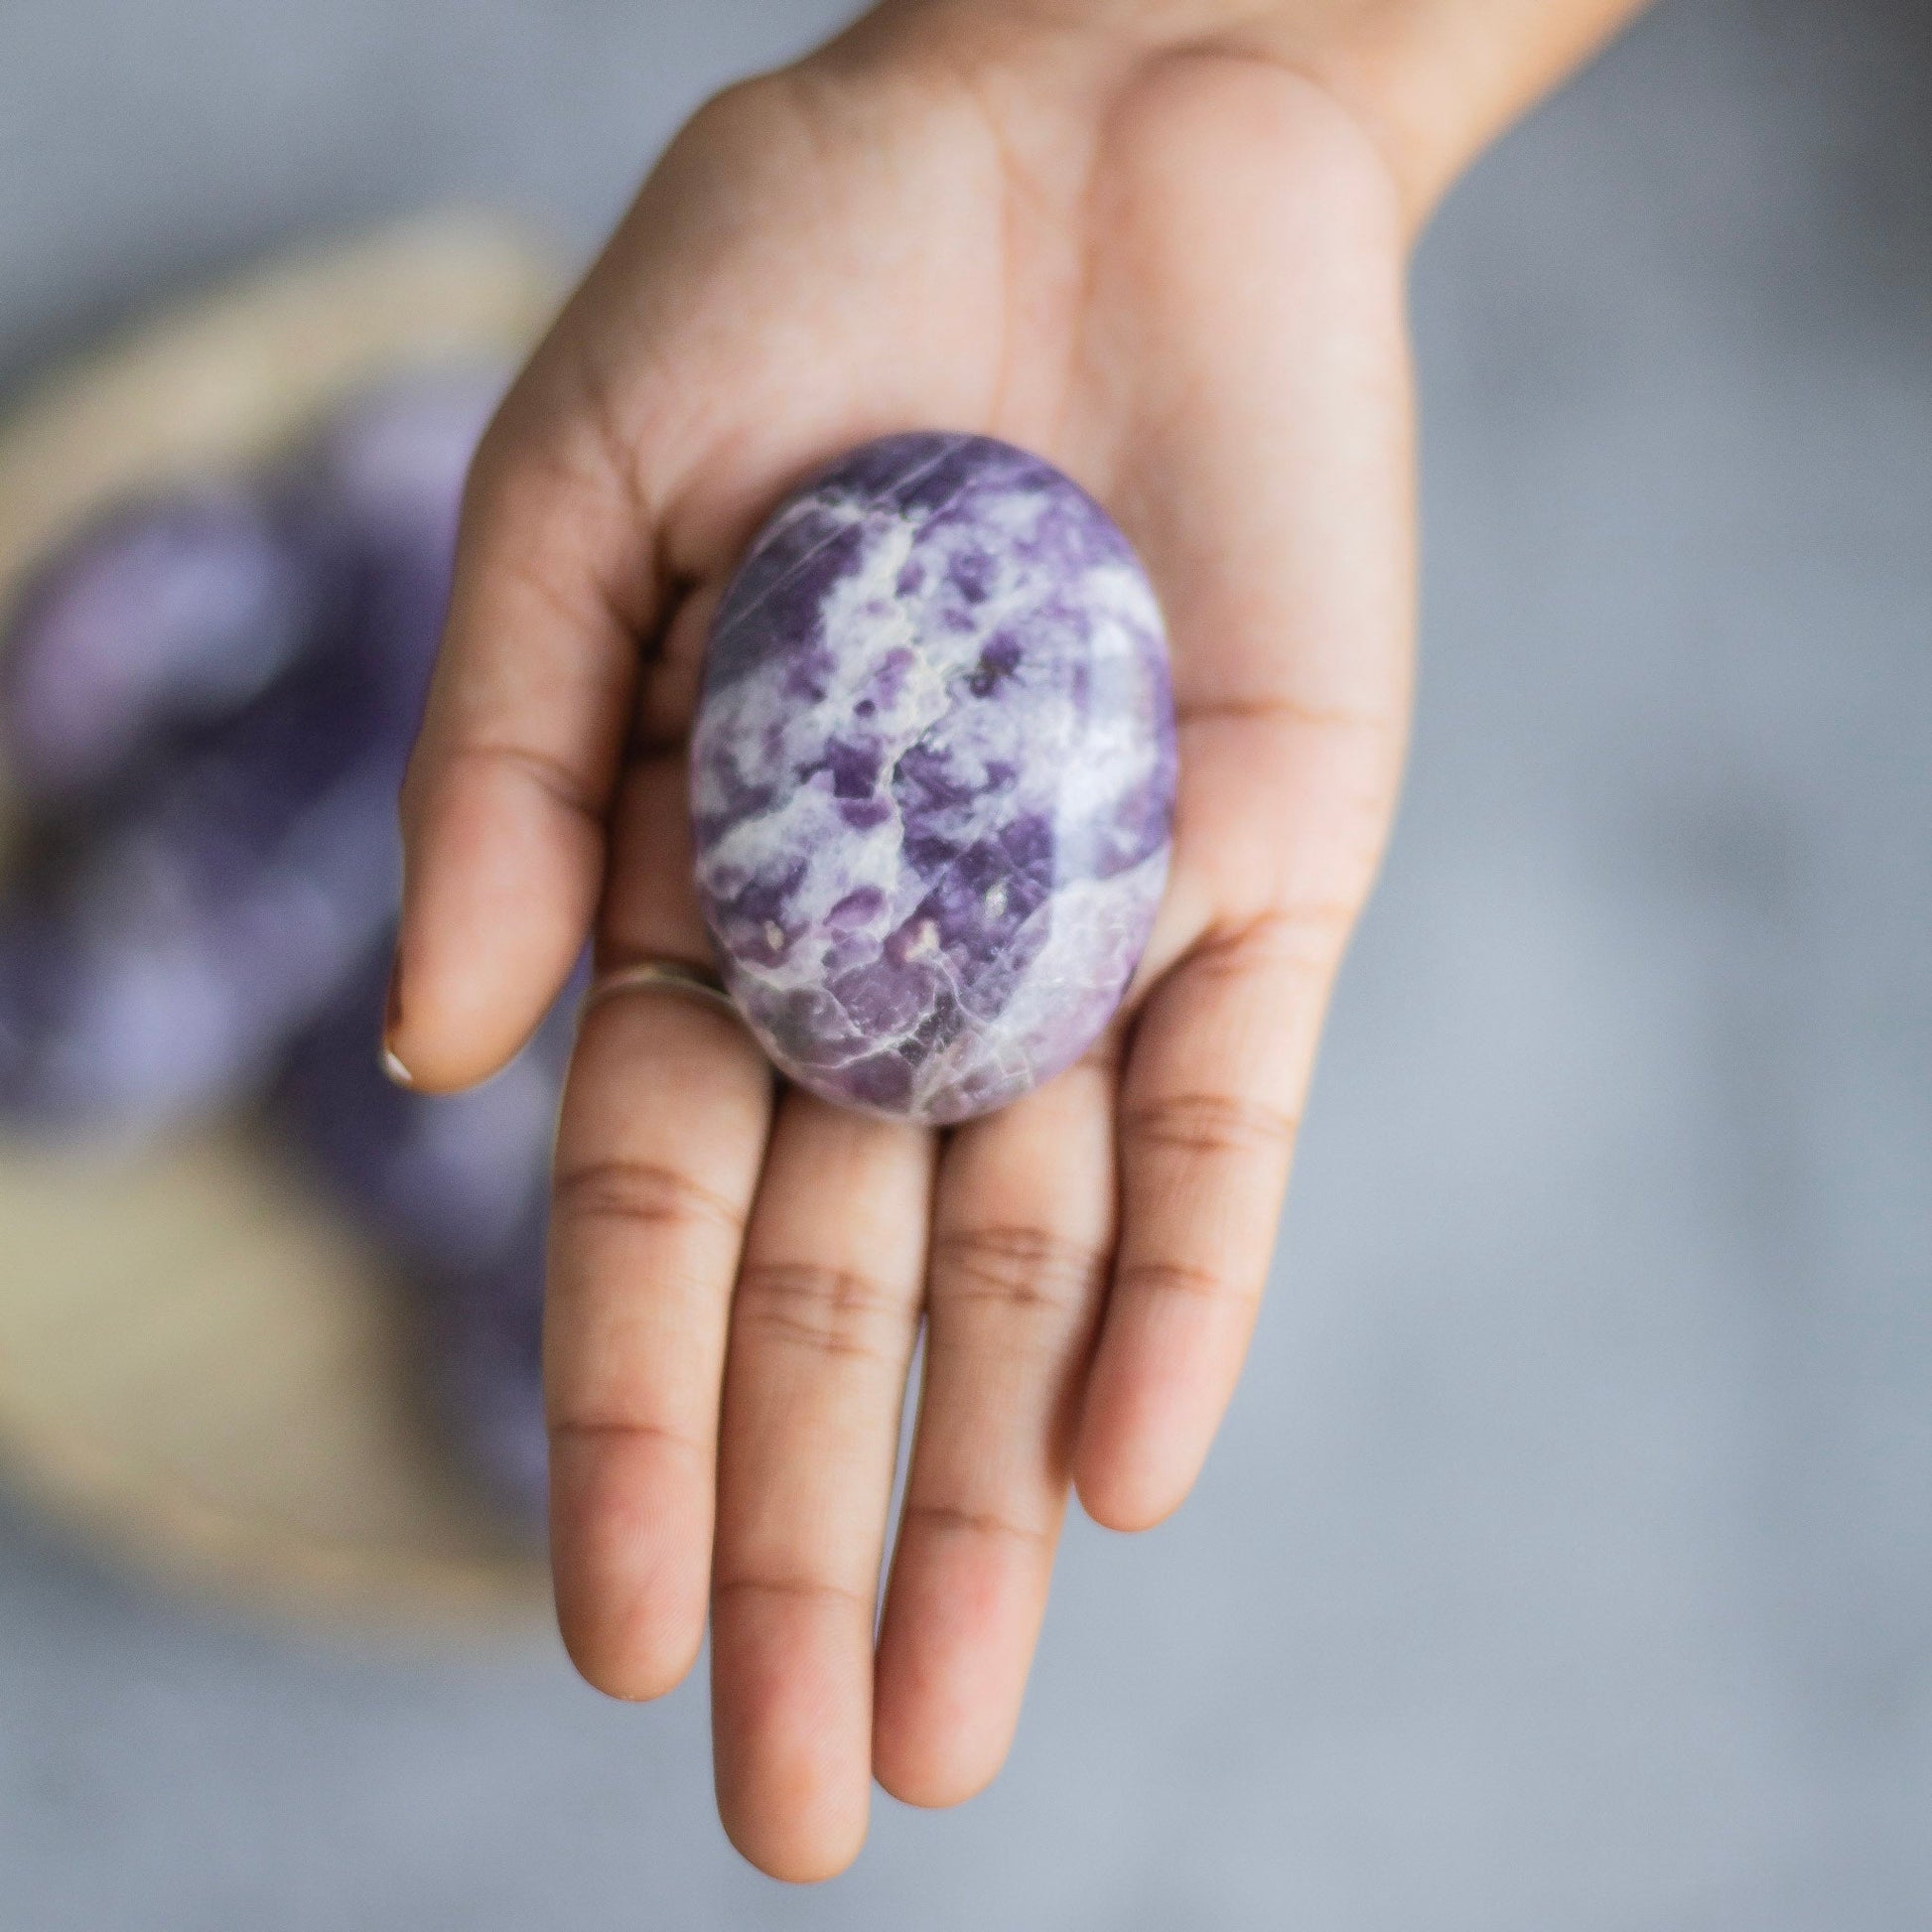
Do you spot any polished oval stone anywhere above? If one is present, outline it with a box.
[689,432,1176,1125]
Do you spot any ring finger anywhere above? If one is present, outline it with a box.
[544,750,771,1700]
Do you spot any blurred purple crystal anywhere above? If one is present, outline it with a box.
[691,432,1176,1124]
[424,1204,550,1522]
[0,356,575,1518]
[0,365,507,1136]
[275,939,579,1524]
[274,938,577,1279]
[0,639,413,1131]
[0,486,322,804]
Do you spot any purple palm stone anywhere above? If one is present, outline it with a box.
[690,432,1176,1124]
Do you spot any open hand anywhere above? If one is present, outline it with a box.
[389,4,1414,1880]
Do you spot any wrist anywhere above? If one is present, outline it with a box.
[844,0,1648,230]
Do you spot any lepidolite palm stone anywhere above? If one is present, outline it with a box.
[689,432,1176,1124]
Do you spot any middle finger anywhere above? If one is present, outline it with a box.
[873,1050,1117,1808]
[710,1089,935,1882]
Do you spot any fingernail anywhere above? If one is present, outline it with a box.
[381,958,413,1087]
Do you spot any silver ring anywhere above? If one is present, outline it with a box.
[580,957,742,1024]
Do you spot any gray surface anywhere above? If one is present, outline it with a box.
[2,1,1929,1925]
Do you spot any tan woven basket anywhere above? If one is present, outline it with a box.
[0,217,565,1633]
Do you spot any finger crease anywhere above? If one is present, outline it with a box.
[1191,906,1357,980]
[553,1158,747,1242]
[447,737,609,830]
[547,1416,707,1466]
[487,540,632,652]
[930,1225,1108,1313]
[1179,695,1393,734]
[734,1263,917,1364]
[713,1574,876,1617]
[1123,1093,1301,1162]
[1116,1256,1264,1313]
[900,1501,1054,1552]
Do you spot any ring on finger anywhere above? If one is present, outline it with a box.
[580,956,743,1025]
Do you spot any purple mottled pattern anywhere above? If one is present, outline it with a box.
[690,432,1176,1124]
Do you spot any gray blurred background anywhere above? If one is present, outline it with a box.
[2,0,1928,1925]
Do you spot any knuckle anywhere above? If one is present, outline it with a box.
[1116,1255,1264,1315]
[491,530,617,639]
[733,1261,914,1365]
[712,1572,875,1617]
[930,1223,1108,1315]
[1190,906,1355,986]
[899,1500,1053,1552]
[1123,1091,1300,1163]
[444,734,607,827]
[545,1414,705,1467]
[1181,694,1395,734]
[552,1157,745,1244]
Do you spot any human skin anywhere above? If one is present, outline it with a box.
[387,0,1651,1882]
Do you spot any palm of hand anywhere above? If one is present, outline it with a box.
[396,27,1413,1882]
